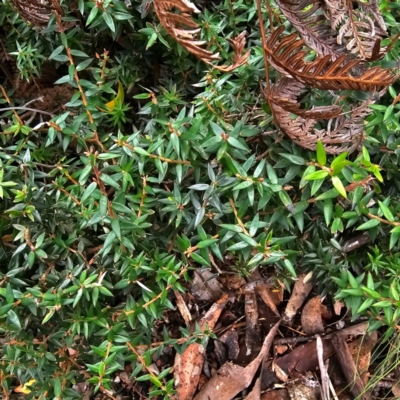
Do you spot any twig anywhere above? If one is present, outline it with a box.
[229,198,250,235]
[316,335,329,400]
[328,373,340,400]
[0,106,55,117]
[367,212,400,227]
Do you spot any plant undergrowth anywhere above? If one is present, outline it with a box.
[0,0,400,398]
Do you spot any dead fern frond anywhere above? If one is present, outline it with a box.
[153,0,250,71]
[264,26,398,91]
[269,78,378,154]
[275,0,344,59]
[324,0,387,61]
[12,0,63,27]
[266,78,343,119]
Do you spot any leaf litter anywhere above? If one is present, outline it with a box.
[110,268,395,399]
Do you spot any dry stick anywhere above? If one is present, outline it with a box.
[0,106,55,117]
[332,334,369,400]
[229,198,250,235]
[256,0,271,99]
[316,335,330,400]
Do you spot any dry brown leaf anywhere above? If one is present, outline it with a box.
[257,285,281,317]
[174,294,228,400]
[219,329,240,361]
[190,270,223,302]
[283,274,313,325]
[244,377,261,400]
[334,301,344,316]
[301,296,324,335]
[261,389,290,400]
[174,290,192,326]
[193,321,281,400]
[272,360,289,382]
[275,344,288,355]
[348,331,378,385]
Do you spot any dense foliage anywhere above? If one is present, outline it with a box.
[0,0,400,397]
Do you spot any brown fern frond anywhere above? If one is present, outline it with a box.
[324,0,387,61]
[12,0,63,27]
[275,0,345,59]
[266,78,343,119]
[264,26,398,91]
[153,0,250,71]
[269,78,379,154]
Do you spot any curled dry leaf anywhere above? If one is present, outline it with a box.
[257,284,281,317]
[261,339,335,389]
[153,0,249,71]
[283,274,313,325]
[333,301,344,316]
[272,360,289,382]
[301,296,324,335]
[174,294,228,400]
[245,291,261,355]
[174,290,192,326]
[193,321,281,400]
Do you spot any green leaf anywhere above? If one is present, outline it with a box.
[378,201,394,222]
[283,259,296,277]
[331,152,348,171]
[356,219,380,230]
[373,301,393,308]
[103,12,115,32]
[332,176,347,198]
[279,191,292,209]
[324,199,333,226]
[227,242,250,251]
[146,33,158,50]
[316,141,326,166]
[315,188,339,201]
[134,147,150,156]
[233,180,253,191]
[279,153,306,165]
[383,104,394,122]
[82,182,97,202]
[7,309,21,328]
[304,170,329,180]
[70,49,90,58]
[219,224,243,233]
[197,239,219,248]
[227,136,249,152]
[190,252,210,266]
[86,6,99,26]
[49,45,64,60]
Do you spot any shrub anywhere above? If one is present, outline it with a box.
[0,0,400,397]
